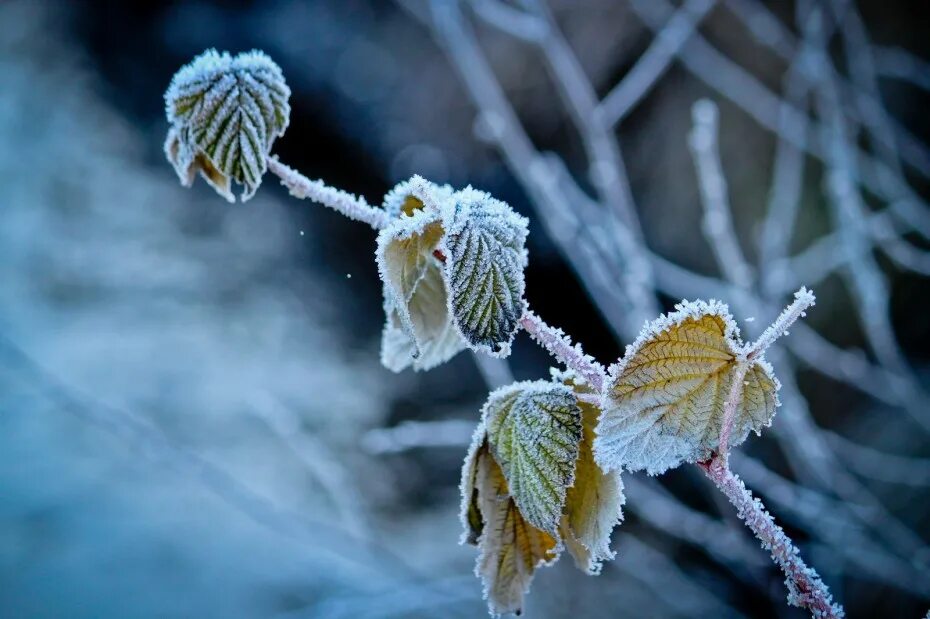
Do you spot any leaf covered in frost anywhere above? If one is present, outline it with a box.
[376,191,465,371]
[484,380,582,536]
[441,187,529,356]
[382,177,453,220]
[594,300,779,475]
[377,179,529,371]
[164,49,290,202]
[459,421,489,547]
[460,376,624,613]
[474,440,559,617]
[561,384,624,574]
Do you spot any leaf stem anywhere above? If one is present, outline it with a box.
[266,155,389,230]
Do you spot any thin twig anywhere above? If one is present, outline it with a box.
[599,0,717,125]
[688,98,753,292]
[746,287,816,358]
[518,310,606,391]
[698,458,844,618]
[266,155,389,230]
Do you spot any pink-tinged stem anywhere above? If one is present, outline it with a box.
[720,287,817,465]
[699,456,844,618]
[716,360,750,465]
[519,310,606,392]
[266,156,389,230]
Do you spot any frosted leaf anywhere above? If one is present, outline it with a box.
[484,380,582,536]
[440,187,529,356]
[376,197,466,371]
[164,49,290,202]
[461,378,622,611]
[561,388,624,574]
[594,300,780,475]
[382,178,454,220]
[377,179,529,370]
[379,296,419,372]
[459,420,489,546]
[474,442,559,617]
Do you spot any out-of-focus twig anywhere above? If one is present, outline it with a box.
[599,0,717,125]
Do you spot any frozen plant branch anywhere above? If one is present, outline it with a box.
[159,40,852,618]
[719,287,816,464]
[518,310,607,392]
[698,458,844,618]
[599,0,716,125]
[688,98,753,292]
[746,287,816,359]
[699,289,842,618]
[266,156,389,230]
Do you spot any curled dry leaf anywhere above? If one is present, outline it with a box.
[560,378,625,574]
[594,300,779,475]
[377,200,465,372]
[164,49,290,202]
[460,424,559,617]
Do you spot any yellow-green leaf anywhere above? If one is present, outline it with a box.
[562,399,624,574]
[484,380,582,536]
[475,445,559,617]
[442,188,528,356]
[595,300,779,475]
[377,206,465,371]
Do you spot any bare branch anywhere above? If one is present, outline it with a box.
[600,0,717,125]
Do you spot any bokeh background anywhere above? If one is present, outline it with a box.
[1,1,929,617]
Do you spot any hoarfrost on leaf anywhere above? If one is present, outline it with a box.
[376,197,465,371]
[560,381,624,574]
[594,299,779,475]
[459,419,490,546]
[441,187,529,356]
[376,179,529,371]
[483,380,582,536]
[382,177,454,220]
[460,376,623,613]
[164,49,290,202]
[474,440,559,617]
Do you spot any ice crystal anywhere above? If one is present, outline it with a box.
[164,49,290,202]
[595,299,780,475]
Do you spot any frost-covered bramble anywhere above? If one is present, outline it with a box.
[377,177,529,371]
[460,378,625,615]
[594,299,779,476]
[158,49,840,619]
[164,49,290,202]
